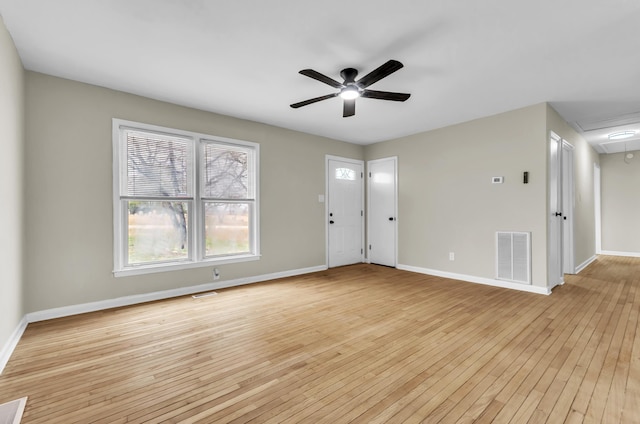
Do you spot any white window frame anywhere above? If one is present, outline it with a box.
[112,119,260,277]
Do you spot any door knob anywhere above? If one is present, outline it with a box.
[555,212,563,217]
[388,217,395,221]
[329,220,334,224]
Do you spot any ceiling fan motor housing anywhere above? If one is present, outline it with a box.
[340,68,359,83]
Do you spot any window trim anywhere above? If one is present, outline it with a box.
[112,119,260,277]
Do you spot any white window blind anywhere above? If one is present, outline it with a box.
[202,143,251,199]
[124,131,193,197]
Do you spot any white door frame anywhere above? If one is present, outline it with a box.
[325,155,365,267]
[594,163,602,254]
[562,140,575,274]
[367,156,398,267]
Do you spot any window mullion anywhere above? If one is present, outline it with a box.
[120,196,193,201]
[200,198,256,202]
[193,138,203,262]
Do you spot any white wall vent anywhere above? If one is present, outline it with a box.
[496,232,531,284]
[0,397,27,424]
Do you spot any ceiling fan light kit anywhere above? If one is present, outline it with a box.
[340,85,360,100]
[290,59,411,117]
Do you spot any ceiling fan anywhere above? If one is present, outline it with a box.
[290,59,411,117]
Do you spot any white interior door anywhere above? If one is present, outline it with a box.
[327,157,364,267]
[548,133,564,288]
[562,141,575,274]
[368,157,397,267]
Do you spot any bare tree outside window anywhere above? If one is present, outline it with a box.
[125,133,192,264]
[203,145,248,199]
[203,144,252,256]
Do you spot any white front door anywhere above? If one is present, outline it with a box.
[368,157,397,267]
[548,133,564,288]
[327,157,364,267]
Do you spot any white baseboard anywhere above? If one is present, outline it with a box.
[575,255,597,274]
[26,265,327,323]
[397,264,551,295]
[599,250,640,258]
[0,265,326,374]
[0,316,28,375]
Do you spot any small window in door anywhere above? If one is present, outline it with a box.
[335,167,356,180]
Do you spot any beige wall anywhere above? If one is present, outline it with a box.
[24,72,363,312]
[545,105,599,268]
[0,17,24,353]
[20,71,600,315]
[600,152,640,253]
[365,104,549,287]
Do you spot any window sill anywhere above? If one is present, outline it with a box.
[113,254,261,278]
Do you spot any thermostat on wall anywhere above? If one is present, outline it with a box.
[492,176,504,184]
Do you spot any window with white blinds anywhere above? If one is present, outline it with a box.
[113,119,260,277]
[125,132,192,197]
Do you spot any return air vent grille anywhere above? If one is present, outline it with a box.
[496,232,531,284]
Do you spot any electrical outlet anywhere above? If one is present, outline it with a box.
[213,268,220,280]
[449,252,455,261]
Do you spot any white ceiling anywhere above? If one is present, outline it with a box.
[2,0,640,151]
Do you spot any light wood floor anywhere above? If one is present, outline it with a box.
[1,256,639,423]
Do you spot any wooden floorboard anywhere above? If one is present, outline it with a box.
[1,255,639,423]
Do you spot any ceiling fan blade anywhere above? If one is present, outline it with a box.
[361,89,411,102]
[356,60,404,88]
[343,99,356,117]
[299,69,344,88]
[290,93,338,109]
